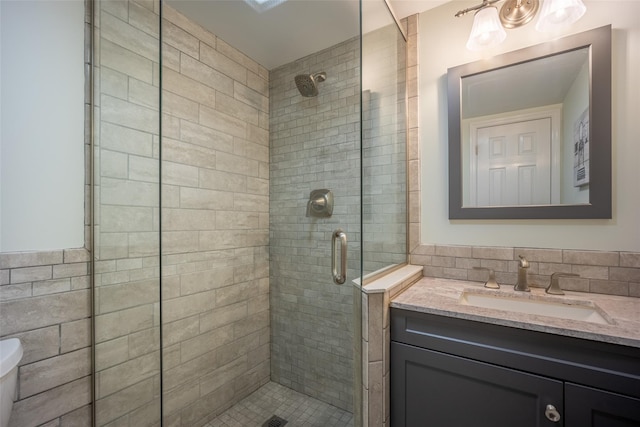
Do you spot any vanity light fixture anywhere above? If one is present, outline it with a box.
[466,6,507,51]
[456,0,587,51]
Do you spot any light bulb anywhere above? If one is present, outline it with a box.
[536,0,586,32]
[466,7,507,51]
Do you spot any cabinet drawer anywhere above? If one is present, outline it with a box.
[391,308,640,398]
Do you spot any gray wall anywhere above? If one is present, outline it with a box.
[269,37,360,411]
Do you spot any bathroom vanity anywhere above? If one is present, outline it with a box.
[390,278,640,427]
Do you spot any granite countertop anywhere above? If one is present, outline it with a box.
[390,276,640,348]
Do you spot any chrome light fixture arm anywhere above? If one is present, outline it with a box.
[455,0,501,18]
[456,0,540,29]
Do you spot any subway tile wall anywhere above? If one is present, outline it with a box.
[160,4,271,425]
[406,15,421,255]
[269,37,361,411]
[362,267,422,427]
[92,0,270,425]
[0,251,92,427]
[93,0,162,424]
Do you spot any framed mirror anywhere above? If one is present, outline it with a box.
[448,25,611,219]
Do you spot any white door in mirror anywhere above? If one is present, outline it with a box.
[474,118,551,206]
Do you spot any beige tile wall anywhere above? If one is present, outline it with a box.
[160,5,270,426]
[0,251,92,427]
[361,266,422,427]
[411,245,640,297]
[406,15,420,255]
[93,0,163,424]
[93,1,270,426]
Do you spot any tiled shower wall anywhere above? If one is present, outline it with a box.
[160,5,270,426]
[93,1,270,426]
[269,38,361,411]
[92,0,162,424]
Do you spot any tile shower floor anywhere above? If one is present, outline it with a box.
[204,382,354,427]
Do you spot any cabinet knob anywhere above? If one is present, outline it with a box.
[545,404,561,422]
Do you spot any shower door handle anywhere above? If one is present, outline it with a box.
[332,229,347,285]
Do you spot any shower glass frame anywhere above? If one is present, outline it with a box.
[92,0,163,424]
[360,0,409,284]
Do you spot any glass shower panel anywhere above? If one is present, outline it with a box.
[159,3,271,425]
[92,0,162,425]
[269,35,362,419]
[361,1,408,278]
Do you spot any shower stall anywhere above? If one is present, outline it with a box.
[91,0,407,425]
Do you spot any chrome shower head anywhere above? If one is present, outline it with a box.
[294,72,327,97]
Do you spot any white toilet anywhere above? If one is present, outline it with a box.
[0,338,23,427]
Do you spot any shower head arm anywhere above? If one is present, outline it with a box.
[312,72,327,82]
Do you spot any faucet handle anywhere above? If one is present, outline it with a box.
[473,267,500,289]
[546,272,580,295]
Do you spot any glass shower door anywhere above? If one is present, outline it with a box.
[92,0,162,425]
[361,0,408,279]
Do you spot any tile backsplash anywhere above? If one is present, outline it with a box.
[411,244,640,297]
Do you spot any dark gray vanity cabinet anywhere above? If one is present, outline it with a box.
[393,342,564,426]
[390,308,640,427]
[565,384,640,426]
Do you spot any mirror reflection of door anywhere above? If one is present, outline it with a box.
[474,119,551,206]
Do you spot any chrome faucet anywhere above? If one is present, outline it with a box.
[546,272,579,295]
[514,255,530,292]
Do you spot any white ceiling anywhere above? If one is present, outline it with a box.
[167,0,447,70]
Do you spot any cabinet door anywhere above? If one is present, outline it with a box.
[391,342,564,427]
[565,383,640,427]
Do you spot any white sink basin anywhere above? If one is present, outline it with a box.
[459,291,612,325]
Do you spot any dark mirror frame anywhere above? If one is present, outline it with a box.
[448,25,611,220]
